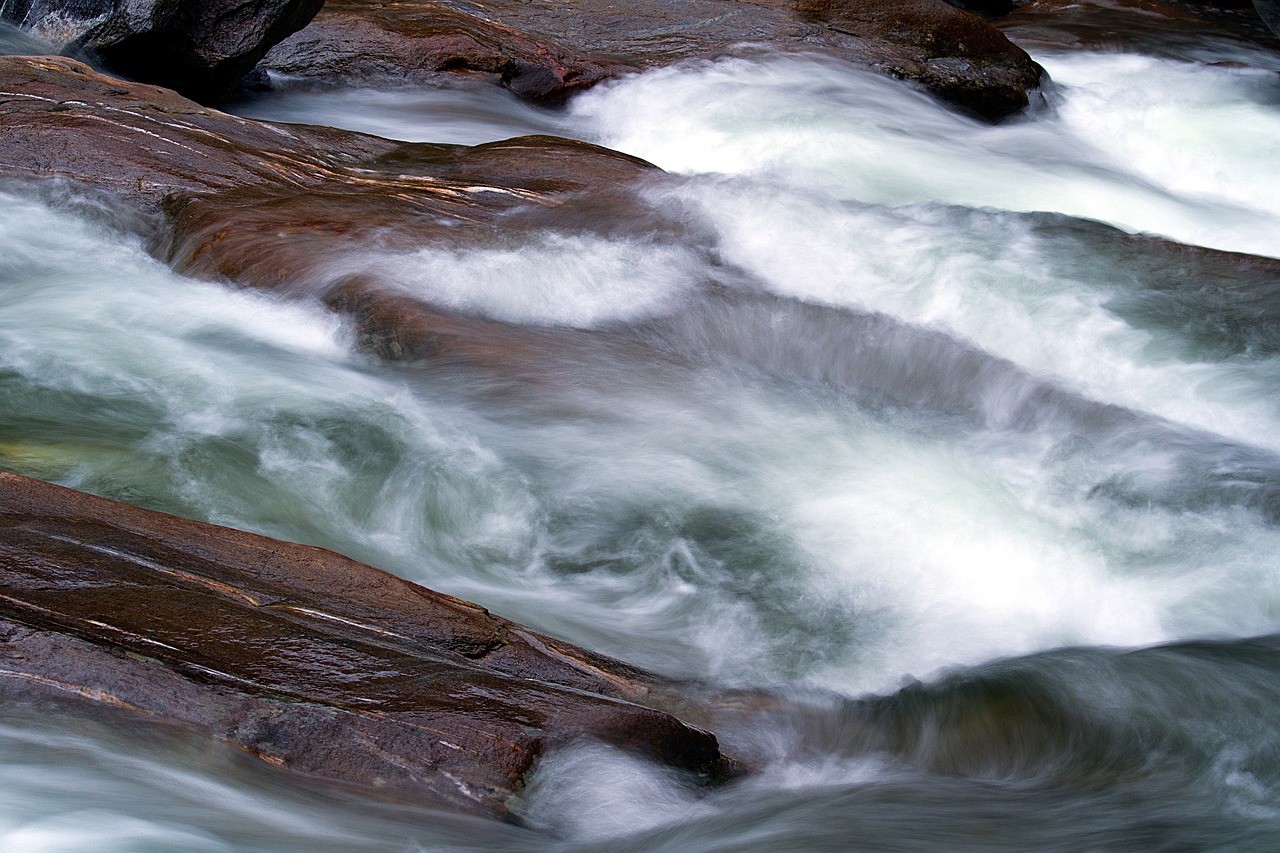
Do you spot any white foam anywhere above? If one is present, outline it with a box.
[572,53,1280,258]
[349,234,701,327]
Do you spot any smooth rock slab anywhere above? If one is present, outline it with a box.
[0,470,735,816]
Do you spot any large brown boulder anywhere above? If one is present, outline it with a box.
[264,0,1045,120]
[1,0,325,102]
[0,470,736,816]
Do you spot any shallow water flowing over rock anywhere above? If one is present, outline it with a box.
[2,0,1280,848]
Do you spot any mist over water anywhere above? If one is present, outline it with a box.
[4,34,1280,852]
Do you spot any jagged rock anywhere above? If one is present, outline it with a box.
[1,0,325,102]
[0,470,736,816]
[264,0,1044,120]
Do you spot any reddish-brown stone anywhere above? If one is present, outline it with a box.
[0,470,735,816]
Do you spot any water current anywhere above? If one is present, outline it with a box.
[2,21,1280,852]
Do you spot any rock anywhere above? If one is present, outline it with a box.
[0,54,657,210]
[0,55,679,374]
[1,0,325,102]
[796,0,1046,119]
[941,0,1022,17]
[0,53,659,222]
[998,0,1280,55]
[0,470,736,816]
[0,56,393,207]
[264,0,1044,121]
[0,61,764,809]
[262,2,622,106]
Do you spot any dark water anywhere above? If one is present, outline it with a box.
[2,22,1280,853]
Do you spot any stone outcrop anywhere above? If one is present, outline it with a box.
[1,0,325,102]
[0,470,736,816]
[264,0,1045,120]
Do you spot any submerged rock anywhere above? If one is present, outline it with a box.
[0,470,736,816]
[264,0,1044,120]
[1,0,324,102]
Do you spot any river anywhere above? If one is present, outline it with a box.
[2,21,1280,852]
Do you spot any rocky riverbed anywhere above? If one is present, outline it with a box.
[2,0,1280,847]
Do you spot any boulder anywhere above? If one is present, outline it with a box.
[796,0,1046,119]
[1,0,325,102]
[264,0,1045,121]
[0,470,736,816]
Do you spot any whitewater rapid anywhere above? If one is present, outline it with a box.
[2,38,1280,851]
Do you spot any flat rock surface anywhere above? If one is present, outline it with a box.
[264,0,1045,119]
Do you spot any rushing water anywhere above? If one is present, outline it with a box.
[3,23,1280,851]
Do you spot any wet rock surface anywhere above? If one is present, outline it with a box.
[998,0,1280,56]
[264,0,1044,120]
[1,0,325,102]
[0,470,736,816]
[0,54,680,375]
[0,60,742,814]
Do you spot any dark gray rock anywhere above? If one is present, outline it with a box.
[941,0,1020,17]
[1,0,324,102]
